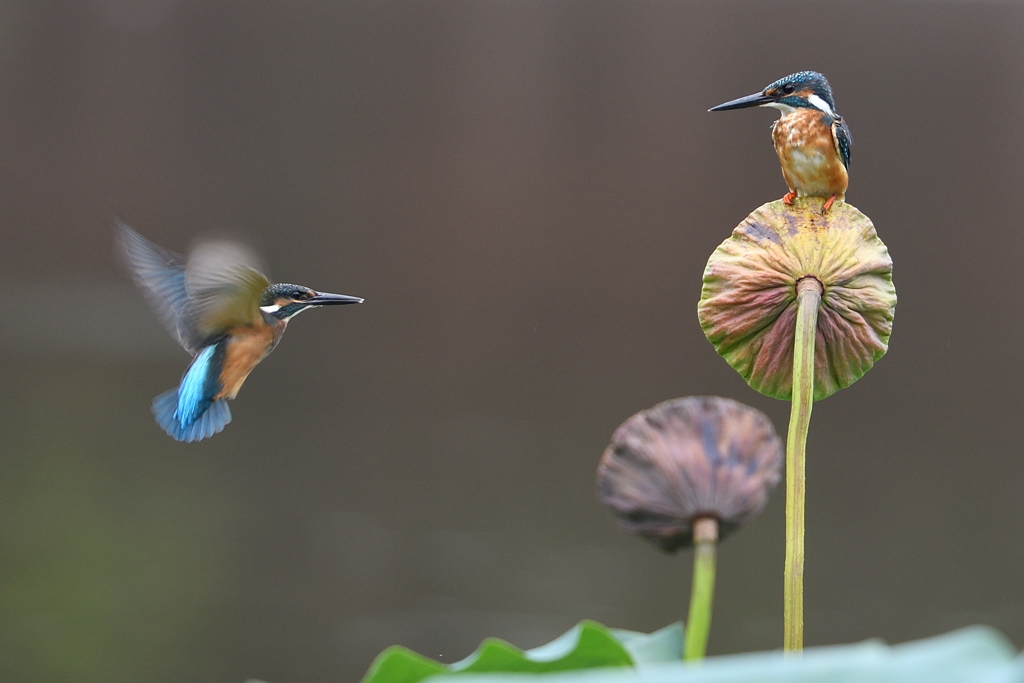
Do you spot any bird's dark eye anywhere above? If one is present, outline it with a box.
[294,290,307,300]
[782,83,796,95]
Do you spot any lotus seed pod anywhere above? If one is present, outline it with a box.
[597,396,782,552]
[698,197,896,401]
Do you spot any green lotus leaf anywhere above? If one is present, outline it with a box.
[430,625,1017,682]
[608,622,683,664]
[698,197,896,401]
[360,620,641,683]
[359,645,445,683]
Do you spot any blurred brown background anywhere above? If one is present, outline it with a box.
[1,0,1022,681]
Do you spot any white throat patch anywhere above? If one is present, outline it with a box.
[763,101,797,115]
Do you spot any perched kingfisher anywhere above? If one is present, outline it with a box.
[709,71,852,213]
[118,219,363,442]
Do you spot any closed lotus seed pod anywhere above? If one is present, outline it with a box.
[597,396,782,552]
[698,197,896,401]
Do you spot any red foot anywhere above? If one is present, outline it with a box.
[821,194,837,214]
[782,191,797,205]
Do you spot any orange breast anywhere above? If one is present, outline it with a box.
[771,109,848,199]
[215,324,282,400]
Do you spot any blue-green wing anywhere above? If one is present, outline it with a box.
[832,117,853,169]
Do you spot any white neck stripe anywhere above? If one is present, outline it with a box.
[260,304,281,313]
[807,94,835,117]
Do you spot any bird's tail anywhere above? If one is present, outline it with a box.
[152,388,232,442]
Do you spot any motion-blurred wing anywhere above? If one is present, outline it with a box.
[118,218,204,354]
[185,239,270,340]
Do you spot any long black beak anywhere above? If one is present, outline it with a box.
[307,291,364,305]
[709,91,774,112]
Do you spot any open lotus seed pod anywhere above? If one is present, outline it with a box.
[698,197,896,401]
[597,396,782,552]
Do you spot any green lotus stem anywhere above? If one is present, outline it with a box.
[684,517,718,661]
[784,277,821,652]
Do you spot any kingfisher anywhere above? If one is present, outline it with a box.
[118,219,363,442]
[709,71,852,214]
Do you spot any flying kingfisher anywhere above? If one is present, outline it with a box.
[118,219,363,442]
[709,71,852,213]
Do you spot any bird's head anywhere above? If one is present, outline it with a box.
[709,71,838,117]
[259,283,363,321]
